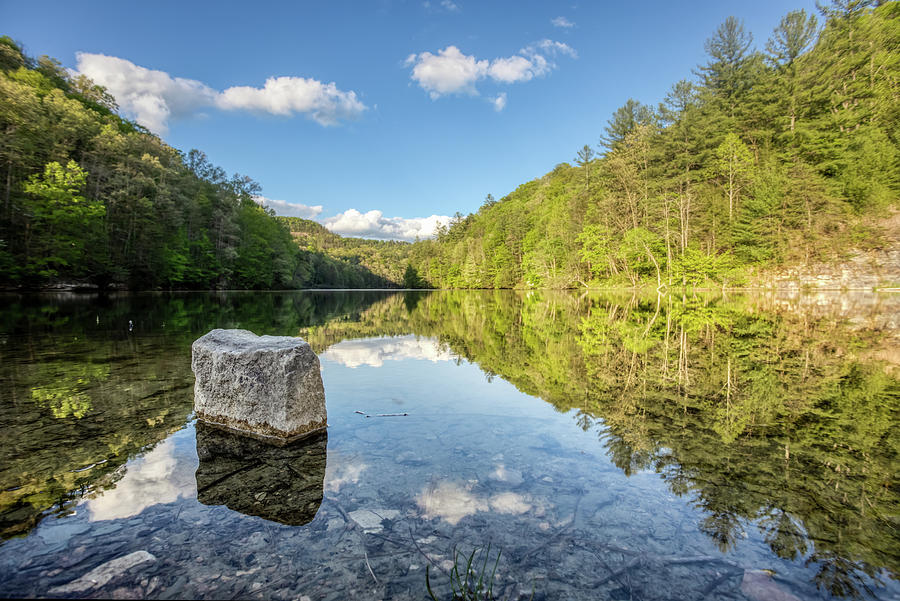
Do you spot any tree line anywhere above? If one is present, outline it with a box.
[0,38,395,290]
[404,1,899,289]
[1,1,897,290]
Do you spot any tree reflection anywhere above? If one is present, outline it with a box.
[301,289,899,597]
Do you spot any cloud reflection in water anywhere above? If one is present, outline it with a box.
[321,335,454,368]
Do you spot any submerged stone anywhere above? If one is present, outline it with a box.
[195,422,326,526]
[191,328,326,444]
[741,569,803,601]
[347,508,400,533]
[48,550,156,594]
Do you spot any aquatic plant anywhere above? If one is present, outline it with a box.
[426,543,507,601]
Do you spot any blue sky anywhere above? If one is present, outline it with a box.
[3,0,816,240]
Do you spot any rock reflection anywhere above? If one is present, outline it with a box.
[194,423,326,526]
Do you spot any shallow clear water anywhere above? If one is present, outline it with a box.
[0,290,897,600]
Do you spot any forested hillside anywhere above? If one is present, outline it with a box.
[280,217,411,286]
[0,38,394,290]
[405,2,899,289]
[1,1,897,291]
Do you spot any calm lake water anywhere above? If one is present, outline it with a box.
[0,290,897,600]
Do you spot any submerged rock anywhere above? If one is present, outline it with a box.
[191,328,326,444]
[740,569,803,601]
[348,508,400,533]
[195,422,327,526]
[48,550,156,594]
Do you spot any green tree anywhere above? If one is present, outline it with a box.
[766,10,818,67]
[599,99,654,151]
[22,160,104,280]
[714,133,755,221]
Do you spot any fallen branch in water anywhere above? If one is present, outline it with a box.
[594,556,641,586]
[409,525,448,576]
[364,548,378,584]
[701,571,734,597]
[520,490,583,561]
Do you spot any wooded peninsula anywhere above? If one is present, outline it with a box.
[1,2,897,290]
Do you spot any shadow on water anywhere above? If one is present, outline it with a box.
[195,423,326,526]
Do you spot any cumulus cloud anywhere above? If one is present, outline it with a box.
[323,208,450,241]
[76,53,217,135]
[218,77,366,126]
[253,195,323,219]
[551,16,575,28]
[406,39,575,104]
[406,46,488,99]
[488,55,541,83]
[75,52,366,135]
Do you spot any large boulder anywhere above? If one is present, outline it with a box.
[191,329,326,444]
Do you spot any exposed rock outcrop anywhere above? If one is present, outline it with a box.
[191,329,326,444]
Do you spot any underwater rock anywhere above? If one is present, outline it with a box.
[48,550,156,594]
[191,329,326,444]
[347,508,400,533]
[195,422,326,526]
[740,569,803,601]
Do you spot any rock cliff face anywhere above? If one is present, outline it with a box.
[756,248,900,290]
[756,213,900,291]
[191,329,327,444]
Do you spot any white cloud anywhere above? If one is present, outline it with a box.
[407,46,488,99]
[76,53,217,135]
[406,40,576,105]
[75,52,366,135]
[488,55,539,83]
[492,93,507,112]
[322,335,454,368]
[253,195,323,219]
[551,16,575,28]
[323,208,450,241]
[531,39,578,58]
[218,76,366,126]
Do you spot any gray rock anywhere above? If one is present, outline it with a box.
[192,329,326,443]
[48,550,156,594]
[740,569,803,601]
[348,509,400,533]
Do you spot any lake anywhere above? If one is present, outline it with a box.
[0,290,897,600]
